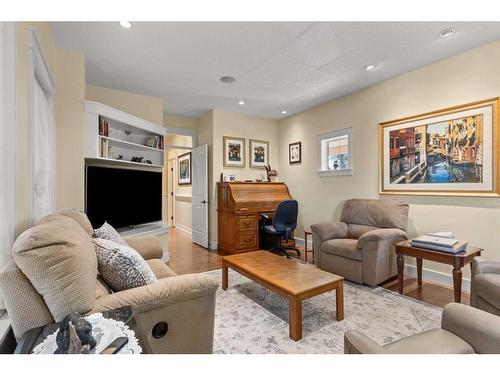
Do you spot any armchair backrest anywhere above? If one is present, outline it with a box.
[341,199,409,238]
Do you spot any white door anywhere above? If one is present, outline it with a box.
[192,144,208,248]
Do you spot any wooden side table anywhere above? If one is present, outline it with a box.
[394,240,483,303]
[304,228,314,263]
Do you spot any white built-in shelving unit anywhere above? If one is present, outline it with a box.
[84,101,166,169]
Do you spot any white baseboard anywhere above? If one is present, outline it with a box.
[294,236,312,248]
[404,264,470,293]
[208,240,218,250]
[175,223,192,237]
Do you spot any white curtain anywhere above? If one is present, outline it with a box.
[31,78,54,222]
[0,22,16,309]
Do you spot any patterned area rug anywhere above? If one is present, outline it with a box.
[207,269,442,354]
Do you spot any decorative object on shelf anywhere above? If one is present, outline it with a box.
[55,312,97,354]
[33,312,142,354]
[115,155,123,160]
[145,135,164,150]
[249,139,269,168]
[264,164,278,182]
[178,152,192,185]
[131,156,144,163]
[289,141,302,164]
[379,98,500,196]
[223,174,236,182]
[223,136,246,168]
[145,160,152,164]
[255,178,263,182]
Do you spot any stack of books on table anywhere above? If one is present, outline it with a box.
[410,234,468,254]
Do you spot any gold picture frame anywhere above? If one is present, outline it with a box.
[378,98,499,197]
[223,136,246,168]
[249,139,269,169]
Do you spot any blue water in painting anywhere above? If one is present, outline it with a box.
[424,161,453,183]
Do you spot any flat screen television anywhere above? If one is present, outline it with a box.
[85,165,162,229]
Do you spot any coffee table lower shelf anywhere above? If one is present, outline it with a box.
[221,251,344,341]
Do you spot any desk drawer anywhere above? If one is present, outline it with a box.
[239,217,257,230]
[239,233,257,248]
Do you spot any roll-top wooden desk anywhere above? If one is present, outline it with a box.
[217,182,293,254]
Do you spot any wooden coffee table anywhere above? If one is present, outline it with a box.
[395,240,483,303]
[221,250,344,341]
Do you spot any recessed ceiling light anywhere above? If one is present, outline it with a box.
[238,100,245,105]
[365,64,376,71]
[119,21,132,29]
[281,110,287,114]
[220,76,236,83]
[439,28,456,38]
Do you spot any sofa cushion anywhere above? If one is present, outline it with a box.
[56,209,94,237]
[94,222,127,245]
[473,273,500,311]
[93,238,157,292]
[12,214,98,322]
[385,328,474,354]
[95,276,113,299]
[321,238,361,261]
[147,259,177,279]
[347,224,379,239]
[341,199,409,231]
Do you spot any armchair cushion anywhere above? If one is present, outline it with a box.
[357,228,408,249]
[470,273,500,312]
[322,239,361,261]
[146,259,177,279]
[472,258,500,276]
[93,238,157,292]
[384,329,474,354]
[341,199,409,231]
[12,214,98,322]
[125,235,164,260]
[310,222,348,242]
[347,224,379,239]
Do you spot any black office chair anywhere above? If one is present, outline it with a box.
[260,199,300,259]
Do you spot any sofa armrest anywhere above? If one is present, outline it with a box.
[357,228,407,249]
[310,222,348,243]
[441,303,500,354]
[471,258,500,277]
[124,235,163,260]
[344,331,387,354]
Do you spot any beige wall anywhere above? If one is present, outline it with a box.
[15,23,57,235]
[54,48,86,211]
[278,40,500,279]
[205,110,280,243]
[86,85,163,124]
[163,112,198,130]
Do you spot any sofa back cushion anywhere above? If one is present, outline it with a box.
[341,199,409,231]
[54,209,94,237]
[12,214,98,322]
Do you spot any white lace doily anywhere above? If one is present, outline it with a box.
[33,313,142,354]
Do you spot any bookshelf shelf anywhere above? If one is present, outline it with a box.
[87,157,164,169]
[98,135,165,153]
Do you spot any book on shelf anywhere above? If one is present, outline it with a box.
[98,117,109,137]
[144,135,164,149]
[410,235,468,253]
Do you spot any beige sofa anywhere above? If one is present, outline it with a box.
[311,199,409,286]
[470,258,500,316]
[0,210,219,354]
[344,303,500,354]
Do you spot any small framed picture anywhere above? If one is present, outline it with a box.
[249,139,269,169]
[223,136,246,168]
[177,152,192,185]
[289,141,302,164]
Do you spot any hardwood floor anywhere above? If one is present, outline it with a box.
[165,228,469,309]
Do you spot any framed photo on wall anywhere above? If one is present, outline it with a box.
[379,98,499,196]
[223,136,246,168]
[249,139,269,168]
[177,152,192,185]
[289,141,302,164]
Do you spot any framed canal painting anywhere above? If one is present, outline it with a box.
[379,98,499,196]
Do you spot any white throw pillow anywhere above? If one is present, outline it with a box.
[92,238,157,292]
[93,222,127,245]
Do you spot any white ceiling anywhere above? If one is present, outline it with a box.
[50,22,500,119]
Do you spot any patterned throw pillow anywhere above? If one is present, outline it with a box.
[92,238,157,292]
[93,222,127,245]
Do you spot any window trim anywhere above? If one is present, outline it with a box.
[316,127,353,176]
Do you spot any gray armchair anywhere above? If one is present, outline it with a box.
[470,258,500,316]
[344,303,500,354]
[311,199,408,286]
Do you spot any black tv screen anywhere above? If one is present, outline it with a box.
[85,166,162,229]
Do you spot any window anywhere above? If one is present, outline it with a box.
[317,127,353,176]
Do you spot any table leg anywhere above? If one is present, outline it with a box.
[222,263,228,291]
[304,233,308,262]
[397,253,404,294]
[289,297,302,341]
[336,282,344,321]
[452,266,462,303]
[417,258,423,287]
